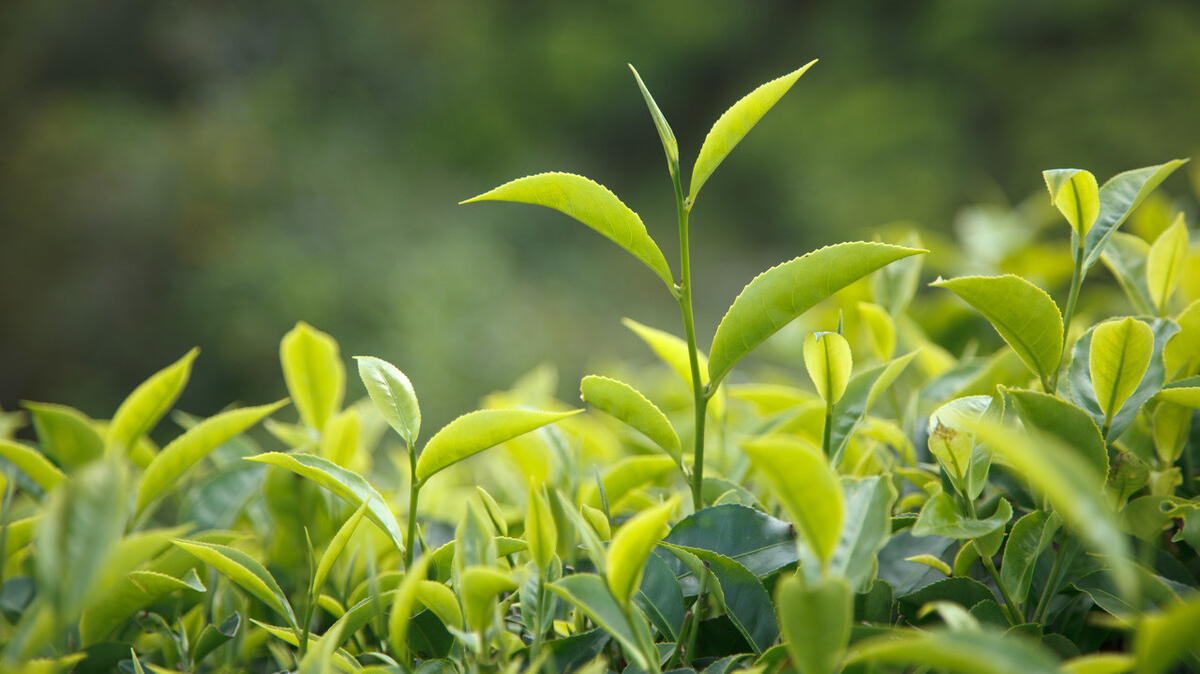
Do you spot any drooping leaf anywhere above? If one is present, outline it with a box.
[107,348,198,454]
[931,275,1063,386]
[172,538,297,628]
[581,375,680,463]
[804,332,853,405]
[776,573,851,674]
[245,452,405,552]
[912,493,1012,540]
[551,573,656,673]
[628,64,679,177]
[1090,317,1154,421]
[689,61,816,205]
[355,356,421,446]
[1006,388,1108,478]
[623,317,725,419]
[23,402,104,471]
[1146,214,1189,312]
[462,172,673,288]
[741,435,843,565]
[1083,159,1189,269]
[415,408,581,483]
[0,439,65,491]
[1044,169,1100,236]
[710,242,925,387]
[662,544,778,655]
[280,321,345,432]
[845,628,1063,674]
[135,400,287,515]
[606,496,679,606]
[1000,511,1060,607]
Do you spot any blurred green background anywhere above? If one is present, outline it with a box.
[3,0,1199,431]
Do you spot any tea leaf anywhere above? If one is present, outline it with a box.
[830,476,898,591]
[107,348,198,455]
[1006,388,1108,478]
[462,173,674,289]
[355,356,421,446]
[741,435,842,565]
[525,484,557,570]
[932,275,1063,386]
[1000,511,1060,606]
[136,400,287,515]
[1133,593,1200,674]
[415,408,581,482]
[623,317,725,418]
[281,322,345,432]
[172,538,297,628]
[0,439,65,491]
[192,612,241,666]
[829,351,919,464]
[417,580,463,630]
[1156,386,1200,409]
[1083,159,1189,269]
[663,503,798,583]
[606,496,678,606]
[389,555,431,653]
[551,573,656,673]
[857,301,897,361]
[846,628,1062,674]
[1044,169,1100,236]
[633,550,684,641]
[313,501,368,597]
[580,375,680,463]
[24,402,104,471]
[913,493,1012,540]
[1090,317,1154,420]
[246,451,405,552]
[1146,214,1189,312]
[709,242,925,387]
[460,565,518,632]
[661,543,779,655]
[1152,401,1193,464]
[628,64,679,177]
[776,573,851,674]
[689,61,816,205]
[1164,300,1200,380]
[804,332,853,406]
[1100,232,1155,315]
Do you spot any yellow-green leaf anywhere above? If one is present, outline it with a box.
[107,348,198,455]
[172,538,296,628]
[689,61,816,205]
[24,402,104,471]
[1164,300,1200,380]
[525,484,557,570]
[416,580,462,630]
[1062,654,1135,674]
[581,454,676,511]
[777,573,852,674]
[388,554,430,655]
[906,554,953,577]
[460,565,518,631]
[1146,214,1189,312]
[0,439,65,491]
[932,274,1063,385]
[804,332,853,405]
[280,322,345,432]
[605,496,678,606]
[629,64,679,177]
[857,301,896,361]
[1044,168,1100,235]
[415,408,580,483]
[1133,593,1200,674]
[1156,387,1200,410]
[312,501,368,597]
[581,375,680,463]
[136,400,287,515]
[246,452,405,552]
[355,355,421,446]
[1085,159,1189,269]
[1090,317,1154,420]
[462,172,673,289]
[1152,402,1192,465]
[624,317,725,418]
[846,628,1062,674]
[710,242,925,388]
[741,435,843,565]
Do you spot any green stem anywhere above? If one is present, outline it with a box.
[822,404,834,459]
[963,497,1021,626]
[406,441,419,570]
[530,566,549,666]
[680,563,709,668]
[674,175,708,511]
[1033,535,1076,624]
[1051,240,1086,393]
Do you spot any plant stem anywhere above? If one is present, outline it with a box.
[530,566,549,666]
[1051,239,1086,393]
[680,563,709,668]
[406,440,419,570]
[822,404,834,459]
[673,173,708,511]
[963,497,1021,626]
[1033,535,1076,624]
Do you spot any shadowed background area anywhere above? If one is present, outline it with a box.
[2,0,1199,430]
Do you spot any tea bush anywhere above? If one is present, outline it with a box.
[2,63,1199,674]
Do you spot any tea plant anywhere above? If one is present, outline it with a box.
[1,62,1199,674]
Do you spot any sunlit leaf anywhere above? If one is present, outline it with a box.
[846,628,1062,674]
[628,64,679,177]
[777,573,851,674]
[1090,317,1154,420]
[804,332,853,405]
[23,402,103,471]
[355,356,421,446]
[857,301,897,361]
[462,172,673,288]
[280,322,345,432]
[107,348,198,455]
[1044,168,1100,235]
[689,61,816,205]
[0,439,65,491]
[1083,159,1189,269]
[416,408,579,482]
[931,275,1063,386]
[172,538,296,628]
[741,435,842,565]
[581,375,680,463]
[389,555,431,655]
[525,484,557,570]
[460,565,518,632]
[313,501,368,598]
[1133,593,1200,674]
[1146,214,1189,312]
[606,496,678,606]
[913,493,1012,539]
[710,242,925,387]
[136,400,287,515]
[581,454,676,511]
[1006,388,1108,477]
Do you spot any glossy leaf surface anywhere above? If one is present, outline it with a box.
[663,504,797,584]
[581,375,680,463]
[1090,317,1154,419]
[416,408,580,482]
[463,172,673,288]
[280,322,345,432]
[1083,159,1188,269]
[107,348,198,454]
[172,539,296,627]
[662,543,778,655]
[629,65,679,176]
[709,242,924,387]
[1006,388,1108,477]
[356,356,421,446]
[804,332,853,405]
[1044,168,1100,235]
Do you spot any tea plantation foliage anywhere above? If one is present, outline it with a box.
[3,65,1200,674]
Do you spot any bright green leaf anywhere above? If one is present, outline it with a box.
[581,375,680,463]
[1164,300,1200,380]
[136,400,287,515]
[913,493,1012,540]
[355,355,421,447]
[689,61,816,205]
[857,301,897,361]
[932,275,1063,385]
[741,435,842,565]
[1084,159,1189,269]
[389,555,431,655]
[1146,214,1189,312]
[417,580,463,631]
[906,554,953,577]
[1152,401,1193,464]
[1155,387,1200,409]
[830,476,898,591]
[171,538,296,628]
[710,242,925,387]
[280,322,345,432]
[525,484,557,570]
[1000,511,1060,607]
[1062,653,1135,674]
[462,173,673,289]
[623,317,725,419]
[23,402,104,471]
[828,350,919,464]
[1100,232,1156,316]
[1006,388,1108,478]
[313,501,368,598]
[246,451,405,553]
[1134,593,1200,674]
[107,348,198,455]
[1090,317,1154,420]
[584,454,677,512]
[460,565,518,632]
[0,439,65,491]
[846,628,1063,674]
[551,573,656,673]
[777,573,851,674]
[628,64,679,177]
[415,408,580,483]
[804,332,853,405]
[606,496,678,606]
[1044,169,1100,235]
